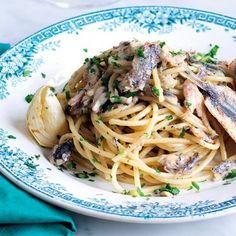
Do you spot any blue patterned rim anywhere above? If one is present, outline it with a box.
[0,6,236,222]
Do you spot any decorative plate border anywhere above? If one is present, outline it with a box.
[0,6,236,222]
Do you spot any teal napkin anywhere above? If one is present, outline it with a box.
[0,43,77,236]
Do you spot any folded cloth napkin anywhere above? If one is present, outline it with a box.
[0,43,77,236]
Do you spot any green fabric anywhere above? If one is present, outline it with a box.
[0,43,77,236]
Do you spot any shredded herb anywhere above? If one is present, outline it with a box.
[83,48,88,52]
[101,76,108,86]
[185,101,192,107]
[136,187,145,196]
[74,171,89,179]
[50,87,56,93]
[155,169,161,173]
[106,91,111,98]
[159,184,180,195]
[79,136,84,142]
[187,186,193,191]
[34,154,40,160]
[41,72,46,78]
[101,100,113,112]
[179,128,186,138]
[191,181,200,190]
[170,50,184,56]
[22,70,31,77]
[7,135,16,139]
[123,91,139,98]
[151,86,160,97]
[96,136,104,146]
[223,169,236,180]
[141,183,146,188]
[159,41,166,48]
[25,94,34,103]
[123,190,131,195]
[65,91,71,100]
[112,55,120,60]
[66,162,76,170]
[95,116,102,124]
[125,55,134,61]
[92,156,100,164]
[88,179,95,182]
[192,45,220,64]
[136,47,145,58]
[112,61,121,68]
[112,95,122,104]
[90,68,96,73]
[166,115,173,120]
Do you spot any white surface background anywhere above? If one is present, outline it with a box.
[1,0,235,235]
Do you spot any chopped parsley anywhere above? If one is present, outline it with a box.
[95,116,102,124]
[179,128,186,138]
[155,168,161,173]
[191,181,200,190]
[185,101,192,107]
[101,100,113,112]
[101,76,109,86]
[88,179,95,182]
[112,55,120,60]
[136,47,145,58]
[192,45,220,64]
[22,70,31,77]
[159,41,166,48]
[136,187,145,196]
[74,171,89,179]
[112,61,121,68]
[96,136,104,146]
[125,55,134,61]
[223,169,236,180]
[66,162,76,170]
[65,91,71,100]
[166,115,173,121]
[34,154,40,160]
[83,48,88,52]
[41,72,46,78]
[123,190,131,195]
[151,86,160,97]
[159,184,180,195]
[7,135,16,139]
[79,136,84,142]
[92,156,100,164]
[74,171,97,179]
[25,94,34,103]
[123,91,139,98]
[90,68,96,73]
[111,95,122,104]
[50,87,56,93]
[170,50,184,56]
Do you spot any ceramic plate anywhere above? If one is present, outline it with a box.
[1,6,236,223]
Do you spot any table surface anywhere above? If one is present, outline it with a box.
[1,0,235,235]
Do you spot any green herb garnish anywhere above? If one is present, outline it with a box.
[179,128,186,138]
[125,55,134,61]
[24,160,38,169]
[123,91,139,98]
[159,41,166,48]
[166,115,173,121]
[83,48,88,52]
[159,184,180,195]
[151,86,160,97]
[34,154,40,160]
[136,187,145,196]
[136,47,145,58]
[95,116,102,124]
[101,76,108,86]
[22,70,31,77]
[170,50,184,56]
[112,61,121,68]
[185,101,192,107]
[224,169,236,180]
[50,87,55,93]
[92,156,100,164]
[191,181,200,190]
[155,169,161,173]
[112,95,122,104]
[65,91,71,100]
[25,94,34,103]
[75,171,89,179]
[66,162,76,170]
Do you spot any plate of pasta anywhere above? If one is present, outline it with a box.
[1,6,236,223]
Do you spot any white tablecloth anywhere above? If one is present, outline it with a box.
[1,0,235,235]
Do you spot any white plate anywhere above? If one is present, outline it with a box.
[1,6,236,223]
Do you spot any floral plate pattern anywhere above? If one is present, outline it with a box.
[0,6,236,223]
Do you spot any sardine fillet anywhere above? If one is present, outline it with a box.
[204,85,236,142]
